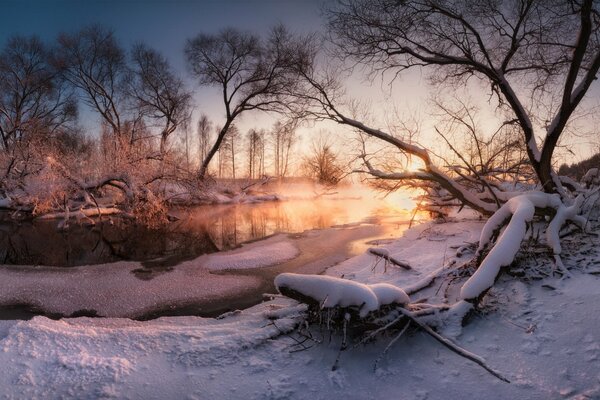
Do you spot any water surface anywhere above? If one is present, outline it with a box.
[0,198,412,267]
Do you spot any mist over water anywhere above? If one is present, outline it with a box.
[0,185,420,267]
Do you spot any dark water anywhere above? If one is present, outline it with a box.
[0,198,410,268]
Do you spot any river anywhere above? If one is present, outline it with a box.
[0,196,423,319]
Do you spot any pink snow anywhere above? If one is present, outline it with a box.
[205,239,299,271]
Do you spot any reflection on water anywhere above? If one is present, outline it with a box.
[0,198,416,267]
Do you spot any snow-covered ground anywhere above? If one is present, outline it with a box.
[1,218,600,399]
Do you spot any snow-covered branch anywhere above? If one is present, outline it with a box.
[461,192,587,301]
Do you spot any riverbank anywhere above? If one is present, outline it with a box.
[0,223,401,319]
[1,217,599,399]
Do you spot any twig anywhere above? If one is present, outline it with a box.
[369,248,412,270]
[331,313,350,371]
[373,320,411,371]
[398,308,510,383]
[355,314,406,347]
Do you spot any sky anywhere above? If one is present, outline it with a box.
[1,0,599,166]
[1,0,331,145]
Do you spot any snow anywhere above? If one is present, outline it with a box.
[0,258,264,318]
[275,273,380,317]
[1,204,600,399]
[582,168,599,186]
[205,238,299,271]
[274,273,410,317]
[368,283,410,305]
[0,196,11,208]
[546,195,585,255]
[461,192,564,301]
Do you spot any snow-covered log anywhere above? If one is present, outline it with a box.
[546,195,586,255]
[368,283,410,306]
[274,273,409,318]
[36,207,123,220]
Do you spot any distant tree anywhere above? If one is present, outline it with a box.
[271,120,296,178]
[185,25,309,179]
[559,151,600,181]
[246,129,257,179]
[0,35,76,154]
[54,25,129,157]
[247,128,268,179]
[227,124,241,179]
[197,114,212,168]
[302,134,345,186]
[129,44,192,157]
[215,125,235,178]
[257,128,267,178]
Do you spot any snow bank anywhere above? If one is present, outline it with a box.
[0,296,305,399]
[275,273,409,317]
[205,240,299,271]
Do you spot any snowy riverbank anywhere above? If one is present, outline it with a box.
[1,218,600,399]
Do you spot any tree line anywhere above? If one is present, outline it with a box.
[1,0,599,220]
[0,24,346,218]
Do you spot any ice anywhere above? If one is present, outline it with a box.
[205,240,299,271]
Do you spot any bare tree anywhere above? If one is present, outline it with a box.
[257,128,267,178]
[432,97,532,185]
[326,0,600,195]
[129,44,192,157]
[216,125,231,178]
[302,133,345,186]
[0,36,76,154]
[197,114,212,167]
[246,129,261,179]
[228,124,240,179]
[270,120,296,178]
[291,63,500,214]
[185,25,308,179]
[54,25,128,157]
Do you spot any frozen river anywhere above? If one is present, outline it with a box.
[0,197,422,319]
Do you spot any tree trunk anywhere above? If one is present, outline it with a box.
[199,120,232,180]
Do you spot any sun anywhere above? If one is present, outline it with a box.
[405,157,425,172]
